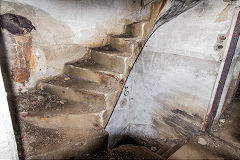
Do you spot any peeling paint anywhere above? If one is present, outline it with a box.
[11,34,34,84]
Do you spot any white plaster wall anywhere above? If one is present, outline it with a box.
[0,69,18,159]
[7,0,149,45]
[107,0,238,143]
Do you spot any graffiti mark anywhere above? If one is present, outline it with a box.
[124,86,129,96]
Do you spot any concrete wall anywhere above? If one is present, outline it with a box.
[0,0,149,94]
[214,8,240,123]
[218,12,240,120]
[107,0,239,145]
[0,68,18,159]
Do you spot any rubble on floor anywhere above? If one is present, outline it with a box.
[212,99,240,149]
[169,141,224,160]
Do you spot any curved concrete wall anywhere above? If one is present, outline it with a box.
[107,0,239,145]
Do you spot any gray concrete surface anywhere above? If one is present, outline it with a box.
[107,0,239,146]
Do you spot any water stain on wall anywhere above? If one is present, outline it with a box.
[215,4,231,23]
[10,34,35,84]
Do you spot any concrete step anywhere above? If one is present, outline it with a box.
[155,141,181,159]
[37,75,117,107]
[113,21,149,40]
[110,36,139,53]
[168,141,225,160]
[125,21,150,40]
[20,101,106,129]
[111,144,163,159]
[21,121,108,160]
[65,58,121,88]
[156,142,175,155]
[90,45,129,73]
[161,144,182,159]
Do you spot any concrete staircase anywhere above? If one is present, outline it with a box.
[17,1,164,159]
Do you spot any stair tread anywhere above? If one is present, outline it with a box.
[156,141,176,155]
[69,58,122,75]
[161,144,182,159]
[20,100,104,129]
[17,90,105,115]
[41,75,116,93]
[111,144,163,160]
[109,21,149,39]
[111,35,139,42]
[92,45,130,57]
[21,121,108,159]
[168,141,224,160]
[130,20,149,25]
[23,101,105,116]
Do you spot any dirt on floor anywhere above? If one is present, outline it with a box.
[212,99,240,148]
[86,135,189,160]
[88,144,162,160]
[210,88,240,159]
[12,83,240,159]
[12,89,68,159]
[19,120,65,157]
[16,89,66,112]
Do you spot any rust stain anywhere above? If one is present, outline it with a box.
[11,34,35,84]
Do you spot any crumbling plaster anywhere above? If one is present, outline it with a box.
[106,0,239,145]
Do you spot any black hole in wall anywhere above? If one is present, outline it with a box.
[220,35,226,41]
[218,45,223,49]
